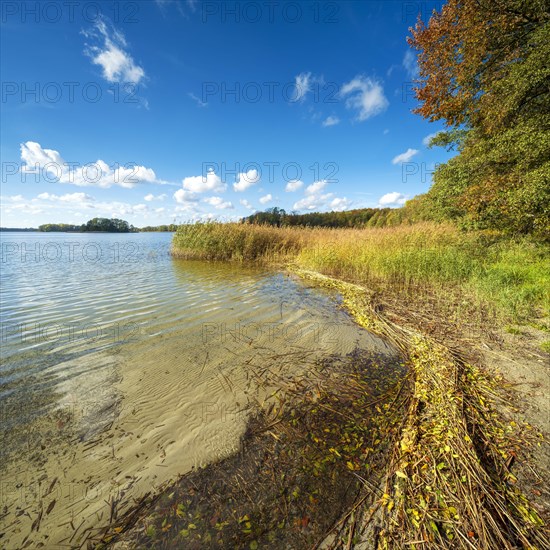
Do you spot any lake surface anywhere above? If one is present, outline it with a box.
[0,231,397,548]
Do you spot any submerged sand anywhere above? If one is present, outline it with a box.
[0,273,396,549]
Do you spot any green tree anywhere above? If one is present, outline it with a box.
[409,0,550,238]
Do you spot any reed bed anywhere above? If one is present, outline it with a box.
[172,222,550,321]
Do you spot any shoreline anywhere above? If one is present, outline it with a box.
[96,265,549,548]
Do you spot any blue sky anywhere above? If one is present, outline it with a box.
[0,0,450,227]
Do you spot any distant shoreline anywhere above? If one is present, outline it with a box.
[0,228,176,233]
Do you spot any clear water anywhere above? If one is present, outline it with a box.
[0,231,396,548]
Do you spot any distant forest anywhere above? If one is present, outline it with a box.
[38,218,136,233]
[26,218,179,232]
[241,207,412,228]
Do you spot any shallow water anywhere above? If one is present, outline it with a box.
[0,232,397,548]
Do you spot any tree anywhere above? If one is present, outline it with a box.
[409,0,550,237]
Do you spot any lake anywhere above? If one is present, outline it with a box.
[0,231,396,548]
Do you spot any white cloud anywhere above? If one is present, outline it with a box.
[392,148,419,164]
[204,196,234,209]
[305,180,328,195]
[182,169,226,193]
[37,192,95,204]
[329,197,351,211]
[293,72,312,102]
[240,199,254,210]
[293,180,336,211]
[174,189,199,203]
[403,50,419,79]
[422,132,438,147]
[83,19,145,84]
[340,76,388,121]
[322,115,340,127]
[259,194,272,205]
[0,192,167,220]
[233,169,260,192]
[293,192,333,211]
[21,141,63,170]
[20,142,162,188]
[1,191,217,226]
[144,193,167,201]
[378,192,408,207]
[285,179,304,192]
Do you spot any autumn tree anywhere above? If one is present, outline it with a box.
[409,0,550,237]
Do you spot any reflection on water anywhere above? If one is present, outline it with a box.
[0,232,398,548]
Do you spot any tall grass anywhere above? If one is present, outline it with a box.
[171,222,550,320]
[171,222,306,261]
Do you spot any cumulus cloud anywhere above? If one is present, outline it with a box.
[0,192,170,220]
[340,76,388,121]
[403,50,419,79]
[233,169,260,192]
[290,179,350,213]
[259,194,272,205]
[182,169,226,193]
[20,141,162,188]
[204,196,234,209]
[329,197,351,211]
[240,199,254,210]
[83,18,145,84]
[144,193,167,201]
[293,192,333,211]
[285,179,304,192]
[392,148,419,164]
[378,192,408,207]
[21,141,64,169]
[322,115,340,127]
[173,189,199,203]
[305,180,328,195]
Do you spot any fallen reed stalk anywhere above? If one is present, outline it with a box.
[292,269,547,548]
